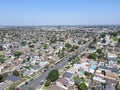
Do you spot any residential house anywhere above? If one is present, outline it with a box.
[56,77,70,90]
[23,70,33,76]
[0,81,12,90]
[67,67,78,74]
[107,53,117,64]
[63,72,73,80]
[7,75,21,83]
[39,61,49,67]
[50,83,60,90]
[93,76,106,83]
[32,65,41,72]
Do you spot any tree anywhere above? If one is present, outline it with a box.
[65,43,72,48]
[21,41,26,46]
[58,51,65,58]
[101,70,106,76]
[72,45,79,49]
[117,60,120,64]
[97,49,102,54]
[118,38,120,44]
[0,45,3,51]
[109,32,118,37]
[0,57,5,63]
[102,39,106,43]
[84,71,92,77]
[48,70,59,82]
[88,53,97,60]
[78,41,81,44]
[0,74,3,82]
[93,38,97,43]
[78,83,88,90]
[2,73,8,80]
[116,84,120,90]
[13,51,22,57]
[101,33,106,38]
[12,70,19,76]
[45,79,51,86]
[70,45,79,52]
[43,44,48,49]
[50,37,56,44]
[29,44,34,48]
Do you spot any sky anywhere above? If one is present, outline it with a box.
[0,0,120,25]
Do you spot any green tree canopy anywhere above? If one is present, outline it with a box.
[109,32,118,37]
[58,51,65,58]
[102,39,106,43]
[0,74,3,82]
[12,70,19,76]
[117,60,120,64]
[0,45,3,51]
[50,37,57,44]
[45,79,51,86]
[65,43,72,48]
[101,70,106,76]
[88,53,97,60]
[117,84,120,90]
[0,57,5,63]
[97,49,102,54]
[48,70,59,82]
[118,38,120,44]
[78,83,88,90]
[13,51,22,57]
[43,44,48,49]
[101,33,106,38]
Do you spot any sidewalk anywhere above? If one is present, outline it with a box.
[36,85,44,90]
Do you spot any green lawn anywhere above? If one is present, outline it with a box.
[112,37,118,41]
[73,76,86,82]
[44,86,50,90]
[59,71,64,76]
[0,58,5,63]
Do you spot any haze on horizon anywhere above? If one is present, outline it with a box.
[0,0,120,26]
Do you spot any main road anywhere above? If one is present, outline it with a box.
[19,39,93,90]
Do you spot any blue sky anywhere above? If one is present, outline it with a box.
[0,0,120,25]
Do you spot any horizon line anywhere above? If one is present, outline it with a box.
[0,24,120,27]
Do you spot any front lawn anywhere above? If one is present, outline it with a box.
[112,37,118,41]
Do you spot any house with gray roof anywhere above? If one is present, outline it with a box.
[7,75,21,83]
[23,70,33,76]
[63,72,73,79]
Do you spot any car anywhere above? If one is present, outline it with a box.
[25,82,29,85]
[40,80,44,85]
[44,68,49,72]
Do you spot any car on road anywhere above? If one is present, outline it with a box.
[40,80,44,85]
[25,82,29,85]
[44,68,49,72]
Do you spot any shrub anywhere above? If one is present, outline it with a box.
[12,70,19,76]
[45,79,51,86]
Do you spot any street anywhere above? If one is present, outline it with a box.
[19,39,93,90]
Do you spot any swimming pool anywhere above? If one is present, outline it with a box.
[91,65,97,70]
[78,71,84,74]
[91,62,97,70]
